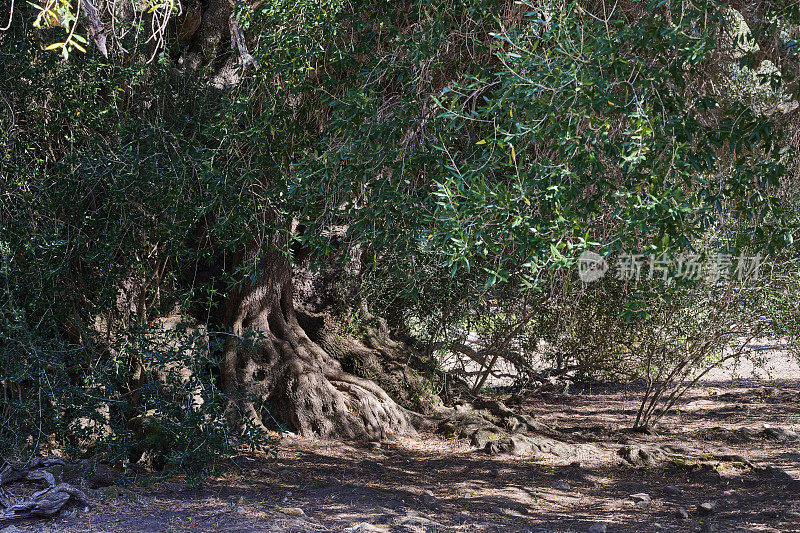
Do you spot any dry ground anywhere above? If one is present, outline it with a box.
[6,357,800,533]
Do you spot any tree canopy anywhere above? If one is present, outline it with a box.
[1,0,800,469]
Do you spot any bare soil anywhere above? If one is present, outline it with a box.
[8,364,800,533]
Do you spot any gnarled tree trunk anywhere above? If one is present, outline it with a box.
[173,1,414,440]
[217,243,412,440]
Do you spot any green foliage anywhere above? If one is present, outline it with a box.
[2,0,800,458]
[0,17,264,470]
[290,0,791,286]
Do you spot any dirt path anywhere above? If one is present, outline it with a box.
[8,376,800,533]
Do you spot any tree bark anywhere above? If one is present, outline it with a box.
[176,3,412,440]
[217,240,412,440]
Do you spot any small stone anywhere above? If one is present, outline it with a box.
[471,429,496,449]
[763,427,799,442]
[629,493,651,503]
[757,466,794,481]
[664,485,681,496]
[588,523,607,533]
[618,444,667,466]
[734,427,760,441]
[697,502,716,516]
[276,506,306,517]
[552,480,571,491]
[676,507,689,519]
[420,490,438,506]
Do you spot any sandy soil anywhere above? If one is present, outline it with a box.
[5,356,800,533]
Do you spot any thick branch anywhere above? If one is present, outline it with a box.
[80,0,108,57]
[229,16,260,71]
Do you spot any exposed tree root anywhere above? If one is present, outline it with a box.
[0,457,90,527]
[666,452,756,469]
[218,256,416,440]
[437,398,598,459]
[297,310,456,415]
[618,443,757,469]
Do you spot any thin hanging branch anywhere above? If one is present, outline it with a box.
[0,0,13,31]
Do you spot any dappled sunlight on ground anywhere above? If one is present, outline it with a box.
[14,362,800,532]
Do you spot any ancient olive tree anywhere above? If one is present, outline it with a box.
[1,0,799,461]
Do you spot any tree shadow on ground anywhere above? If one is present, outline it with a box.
[33,378,800,532]
[104,440,798,533]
